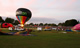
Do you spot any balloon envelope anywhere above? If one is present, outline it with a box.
[16,8,32,25]
[72,24,80,31]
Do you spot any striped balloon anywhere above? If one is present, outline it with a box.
[16,8,32,25]
[16,16,30,24]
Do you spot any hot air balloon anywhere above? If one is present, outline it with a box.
[72,24,80,32]
[16,8,32,27]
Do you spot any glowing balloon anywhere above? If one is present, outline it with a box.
[16,8,32,27]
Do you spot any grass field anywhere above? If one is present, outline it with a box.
[0,28,80,48]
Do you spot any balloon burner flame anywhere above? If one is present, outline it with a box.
[21,24,24,27]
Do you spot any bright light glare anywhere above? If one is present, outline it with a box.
[21,24,24,27]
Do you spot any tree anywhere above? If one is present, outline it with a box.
[39,23,43,26]
[51,23,57,26]
[34,24,38,26]
[13,20,19,25]
[5,17,14,24]
[44,23,48,26]
[58,23,65,26]
[64,19,79,26]
[0,16,4,23]
[29,23,34,26]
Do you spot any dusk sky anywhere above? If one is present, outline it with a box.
[0,0,80,24]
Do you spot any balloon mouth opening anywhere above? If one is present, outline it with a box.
[21,24,24,27]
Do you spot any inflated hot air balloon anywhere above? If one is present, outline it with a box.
[16,8,32,27]
[72,24,80,32]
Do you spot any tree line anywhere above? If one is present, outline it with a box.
[28,23,57,26]
[0,16,19,25]
[0,16,79,26]
[26,19,79,26]
[58,19,79,26]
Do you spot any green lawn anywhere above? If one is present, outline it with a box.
[0,28,80,48]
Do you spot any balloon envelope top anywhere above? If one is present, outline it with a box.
[16,8,32,17]
[16,8,32,25]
